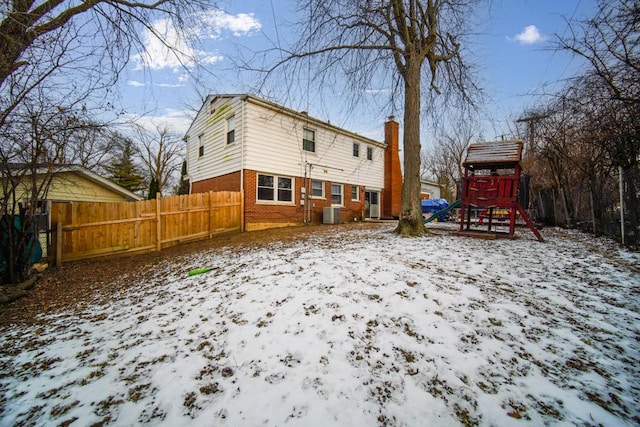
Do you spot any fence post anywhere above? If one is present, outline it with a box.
[56,222,63,267]
[208,191,214,239]
[240,190,245,232]
[156,196,162,251]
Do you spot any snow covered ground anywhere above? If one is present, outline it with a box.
[1,223,639,426]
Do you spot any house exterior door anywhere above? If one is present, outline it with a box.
[365,191,380,219]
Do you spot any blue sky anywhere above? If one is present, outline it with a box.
[118,0,599,144]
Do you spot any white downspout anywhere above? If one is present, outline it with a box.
[240,98,245,191]
[240,98,246,232]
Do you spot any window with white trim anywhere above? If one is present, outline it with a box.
[198,134,204,157]
[353,143,360,157]
[226,115,235,144]
[311,180,324,198]
[257,174,293,203]
[303,128,315,152]
[367,146,373,160]
[331,184,343,206]
[351,185,360,201]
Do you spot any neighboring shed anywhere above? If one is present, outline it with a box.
[458,140,543,241]
[12,164,142,204]
[52,165,141,203]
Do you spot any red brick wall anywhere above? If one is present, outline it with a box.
[191,172,241,193]
[192,170,366,229]
[303,181,365,224]
[383,118,402,218]
[244,170,366,227]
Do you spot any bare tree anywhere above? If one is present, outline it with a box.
[0,91,97,284]
[135,124,183,198]
[0,0,218,131]
[422,120,478,200]
[249,0,481,235]
[0,0,217,284]
[555,0,639,243]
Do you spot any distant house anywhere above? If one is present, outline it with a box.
[420,180,442,200]
[12,164,142,204]
[184,94,403,231]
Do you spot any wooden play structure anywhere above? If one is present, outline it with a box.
[458,140,544,242]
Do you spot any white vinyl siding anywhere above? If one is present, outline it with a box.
[243,100,384,190]
[185,95,385,190]
[184,97,243,183]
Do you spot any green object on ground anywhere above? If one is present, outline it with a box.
[188,267,212,276]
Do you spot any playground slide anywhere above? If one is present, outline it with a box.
[423,199,462,224]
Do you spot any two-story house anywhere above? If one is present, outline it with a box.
[184,94,402,231]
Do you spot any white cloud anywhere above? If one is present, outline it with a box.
[510,25,545,45]
[363,88,392,95]
[123,109,196,135]
[201,11,263,37]
[156,82,186,88]
[127,80,146,87]
[132,9,260,72]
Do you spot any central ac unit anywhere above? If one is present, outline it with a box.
[323,207,341,224]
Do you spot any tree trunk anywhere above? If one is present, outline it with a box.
[395,58,425,236]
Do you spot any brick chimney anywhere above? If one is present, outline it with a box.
[383,116,402,218]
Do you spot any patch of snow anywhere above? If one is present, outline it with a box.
[1,224,638,426]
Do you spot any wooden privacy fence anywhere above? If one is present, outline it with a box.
[50,191,243,264]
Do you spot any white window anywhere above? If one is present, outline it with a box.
[367,146,373,160]
[226,115,235,145]
[331,184,343,206]
[351,185,360,201]
[303,128,315,152]
[353,143,360,157]
[198,134,204,157]
[257,174,293,203]
[311,180,324,198]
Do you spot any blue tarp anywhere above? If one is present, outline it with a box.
[421,198,450,221]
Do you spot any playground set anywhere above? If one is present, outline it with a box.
[456,139,543,241]
[422,139,543,242]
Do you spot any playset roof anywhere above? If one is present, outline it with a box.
[463,140,523,169]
